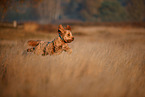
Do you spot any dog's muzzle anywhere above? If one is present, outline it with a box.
[66,37,74,43]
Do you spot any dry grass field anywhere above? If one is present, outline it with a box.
[0,23,145,97]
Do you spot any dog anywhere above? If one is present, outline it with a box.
[27,25,74,56]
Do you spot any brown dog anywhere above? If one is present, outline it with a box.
[27,25,74,56]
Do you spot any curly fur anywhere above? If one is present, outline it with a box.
[27,25,74,56]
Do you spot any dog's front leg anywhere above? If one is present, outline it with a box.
[63,44,72,54]
[64,47,72,54]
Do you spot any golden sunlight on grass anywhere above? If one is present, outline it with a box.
[0,25,145,97]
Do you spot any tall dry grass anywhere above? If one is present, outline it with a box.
[24,22,39,31]
[0,25,145,97]
[0,39,145,97]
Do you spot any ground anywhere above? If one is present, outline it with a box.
[0,23,145,97]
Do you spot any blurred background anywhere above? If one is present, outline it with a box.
[0,0,145,24]
[0,0,145,97]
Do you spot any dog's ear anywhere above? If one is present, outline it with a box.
[58,24,64,34]
[66,25,71,30]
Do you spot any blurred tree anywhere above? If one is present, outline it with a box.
[1,0,144,22]
[0,0,41,20]
[80,0,103,21]
[126,0,145,21]
[99,1,128,22]
[4,6,39,22]
[64,0,103,21]
[63,0,83,20]
[37,0,61,23]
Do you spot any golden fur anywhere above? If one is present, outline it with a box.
[27,25,74,56]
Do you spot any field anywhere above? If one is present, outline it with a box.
[0,23,145,97]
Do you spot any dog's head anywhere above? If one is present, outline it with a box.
[58,25,74,43]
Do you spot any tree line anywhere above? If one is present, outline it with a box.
[0,0,145,23]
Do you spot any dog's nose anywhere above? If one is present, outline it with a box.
[72,37,74,40]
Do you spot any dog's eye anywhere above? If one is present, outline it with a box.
[67,33,70,36]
